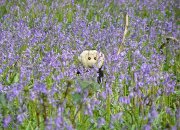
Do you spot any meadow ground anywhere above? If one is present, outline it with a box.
[0,0,179,129]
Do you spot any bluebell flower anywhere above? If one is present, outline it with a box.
[33,82,47,94]
[17,112,28,124]
[55,116,63,129]
[143,124,151,130]
[119,96,130,104]
[97,117,105,128]
[3,115,11,128]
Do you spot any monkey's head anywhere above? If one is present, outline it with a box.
[78,50,104,69]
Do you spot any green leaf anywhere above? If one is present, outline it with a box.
[131,124,136,130]
[72,92,82,103]
[165,9,172,18]
[56,9,64,22]
[19,44,28,55]
[78,79,100,91]
[79,80,91,89]
[67,10,73,23]
[0,5,7,19]
[26,121,33,130]
[174,90,180,96]
[45,75,53,89]
[0,93,6,107]
[13,73,19,83]
[90,81,100,91]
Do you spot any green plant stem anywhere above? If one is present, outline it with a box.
[106,92,111,124]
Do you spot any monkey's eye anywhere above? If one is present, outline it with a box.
[94,57,96,60]
[88,57,91,60]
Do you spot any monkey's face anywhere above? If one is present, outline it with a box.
[86,50,98,68]
[78,50,104,68]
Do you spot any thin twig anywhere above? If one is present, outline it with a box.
[159,36,179,54]
[166,36,179,43]
[117,13,129,55]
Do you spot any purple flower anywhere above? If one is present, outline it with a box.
[0,0,5,5]
[100,91,106,99]
[143,124,151,130]
[6,84,22,101]
[33,82,47,94]
[45,118,54,130]
[0,68,2,74]
[141,63,151,74]
[150,26,157,40]
[30,90,37,100]
[16,20,31,39]
[97,117,105,128]
[3,115,11,128]
[119,96,131,104]
[17,112,28,123]
[65,122,74,130]
[171,126,177,130]
[149,106,158,119]
[175,108,180,120]
[55,116,63,129]
[111,112,123,122]
[105,83,112,95]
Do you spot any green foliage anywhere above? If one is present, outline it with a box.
[0,65,20,86]
[18,44,28,55]
[0,5,7,19]
[78,78,100,92]
[56,9,64,22]
[72,92,82,103]
[174,8,180,25]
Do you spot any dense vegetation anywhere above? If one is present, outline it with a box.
[0,0,179,129]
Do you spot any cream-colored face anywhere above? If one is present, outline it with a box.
[78,50,104,68]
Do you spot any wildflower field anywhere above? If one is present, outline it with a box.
[0,0,179,129]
